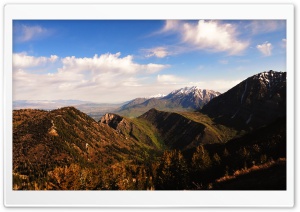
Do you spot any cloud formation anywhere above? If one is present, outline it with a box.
[256,42,272,56]
[13,53,58,69]
[157,74,184,84]
[246,20,286,35]
[58,53,168,75]
[142,45,188,59]
[162,20,249,55]
[13,52,169,102]
[14,24,50,42]
[12,52,242,102]
[144,47,169,58]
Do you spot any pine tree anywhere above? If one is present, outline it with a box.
[155,150,189,190]
[192,145,212,171]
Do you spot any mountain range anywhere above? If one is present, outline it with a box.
[117,87,221,117]
[13,70,286,190]
[13,86,221,120]
[13,99,122,121]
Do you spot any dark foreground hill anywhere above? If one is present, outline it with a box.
[13,107,158,167]
[189,117,286,190]
[201,70,286,130]
[13,107,286,190]
[13,107,163,190]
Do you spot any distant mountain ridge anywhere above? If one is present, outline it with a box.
[13,99,93,110]
[163,86,220,109]
[13,99,122,121]
[117,86,221,117]
[13,87,220,120]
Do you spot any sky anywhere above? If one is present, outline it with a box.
[12,20,286,103]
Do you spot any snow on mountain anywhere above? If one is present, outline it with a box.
[167,86,220,101]
[253,70,285,90]
[118,86,221,117]
[170,86,201,95]
[149,94,166,98]
[201,70,286,129]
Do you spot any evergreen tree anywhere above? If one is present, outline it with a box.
[192,145,212,171]
[155,150,189,190]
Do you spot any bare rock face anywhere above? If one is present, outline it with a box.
[99,113,134,136]
[100,113,155,147]
[99,113,123,129]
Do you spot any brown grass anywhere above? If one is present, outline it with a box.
[216,158,286,183]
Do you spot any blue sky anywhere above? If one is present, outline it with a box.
[13,20,286,103]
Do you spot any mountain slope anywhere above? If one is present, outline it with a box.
[138,108,224,150]
[119,98,149,110]
[13,70,287,190]
[118,87,220,117]
[201,70,286,130]
[99,113,165,150]
[13,107,162,185]
[212,117,286,189]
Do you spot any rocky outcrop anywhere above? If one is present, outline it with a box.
[99,113,123,129]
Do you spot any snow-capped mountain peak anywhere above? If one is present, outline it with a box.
[253,70,285,89]
[171,86,200,95]
[168,86,220,100]
[119,86,221,116]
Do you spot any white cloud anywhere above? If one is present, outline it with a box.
[15,24,49,42]
[161,20,181,32]
[144,47,169,58]
[143,63,170,73]
[163,20,249,55]
[13,53,59,69]
[157,74,185,84]
[121,77,143,87]
[59,52,167,75]
[13,53,169,102]
[256,42,272,56]
[142,45,188,59]
[246,20,286,35]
